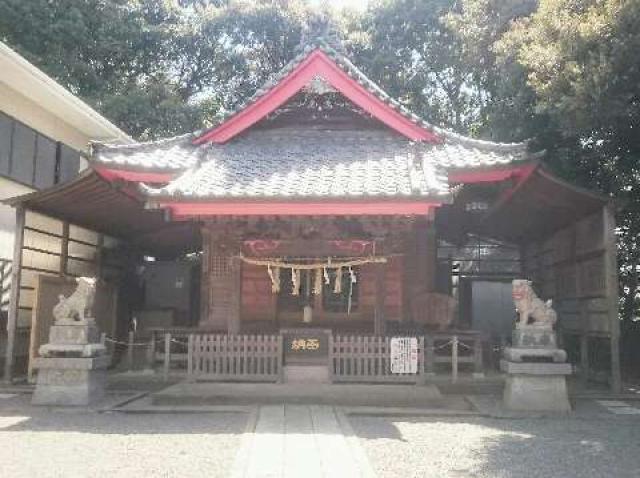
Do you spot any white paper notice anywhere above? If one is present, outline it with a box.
[390,337,418,374]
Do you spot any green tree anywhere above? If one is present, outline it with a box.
[351,0,482,132]
[497,0,640,330]
[0,0,314,140]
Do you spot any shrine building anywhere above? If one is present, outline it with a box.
[3,34,621,390]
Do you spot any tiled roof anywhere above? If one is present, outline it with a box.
[90,133,203,172]
[89,35,532,199]
[143,129,451,200]
[428,142,527,170]
[197,38,529,154]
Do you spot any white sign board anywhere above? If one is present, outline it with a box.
[390,337,418,374]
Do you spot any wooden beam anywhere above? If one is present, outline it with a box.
[3,206,25,383]
[162,200,439,218]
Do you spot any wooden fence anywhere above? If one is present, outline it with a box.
[145,331,484,383]
[329,333,484,383]
[329,335,425,383]
[187,334,283,382]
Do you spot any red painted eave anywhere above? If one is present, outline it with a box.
[194,50,441,145]
[156,200,441,219]
[95,166,175,183]
[448,163,538,185]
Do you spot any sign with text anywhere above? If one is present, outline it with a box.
[390,337,418,374]
[281,328,330,364]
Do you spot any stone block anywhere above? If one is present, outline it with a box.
[32,355,111,370]
[512,328,557,348]
[502,374,571,412]
[503,347,567,363]
[31,368,107,406]
[500,359,572,375]
[48,323,101,345]
[283,365,329,384]
[39,343,107,358]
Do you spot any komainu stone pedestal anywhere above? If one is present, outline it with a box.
[501,328,572,413]
[501,360,572,412]
[32,320,109,406]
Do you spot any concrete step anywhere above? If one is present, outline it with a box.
[151,381,466,409]
[283,365,329,384]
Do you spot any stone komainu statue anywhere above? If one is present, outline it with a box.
[512,279,557,329]
[52,277,97,322]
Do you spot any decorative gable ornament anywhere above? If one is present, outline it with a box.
[303,75,337,95]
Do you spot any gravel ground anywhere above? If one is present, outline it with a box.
[351,413,640,478]
[0,395,247,478]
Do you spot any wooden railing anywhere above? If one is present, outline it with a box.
[330,335,425,383]
[426,333,485,381]
[187,334,283,382]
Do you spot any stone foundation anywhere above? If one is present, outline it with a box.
[502,366,572,412]
[31,360,108,406]
[32,320,109,406]
[501,327,572,413]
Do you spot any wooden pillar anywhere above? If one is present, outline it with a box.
[580,333,589,382]
[95,233,104,279]
[60,221,69,276]
[424,221,437,293]
[229,257,241,335]
[603,204,621,393]
[424,335,435,376]
[199,225,210,327]
[163,333,171,381]
[573,222,590,383]
[3,206,25,383]
[199,223,242,334]
[374,260,386,336]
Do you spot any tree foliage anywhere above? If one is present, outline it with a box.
[498,0,640,329]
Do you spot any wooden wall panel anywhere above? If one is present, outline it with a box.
[385,255,403,320]
[241,263,276,321]
[522,209,611,334]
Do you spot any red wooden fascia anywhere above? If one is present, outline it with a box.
[194,50,441,144]
[448,164,537,185]
[159,200,440,219]
[493,162,540,206]
[95,166,175,183]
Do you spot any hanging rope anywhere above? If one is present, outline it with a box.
[237,254,387,297]
[291,268,301,296]
[347,266,357,315]
[334,266,343,294]
[237,254,387,269]
[267,265,281,293]
[313,268,323,295]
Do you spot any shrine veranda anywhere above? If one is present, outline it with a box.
[2,35,620,391]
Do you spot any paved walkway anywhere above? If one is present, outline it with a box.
[231,405,375,478]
